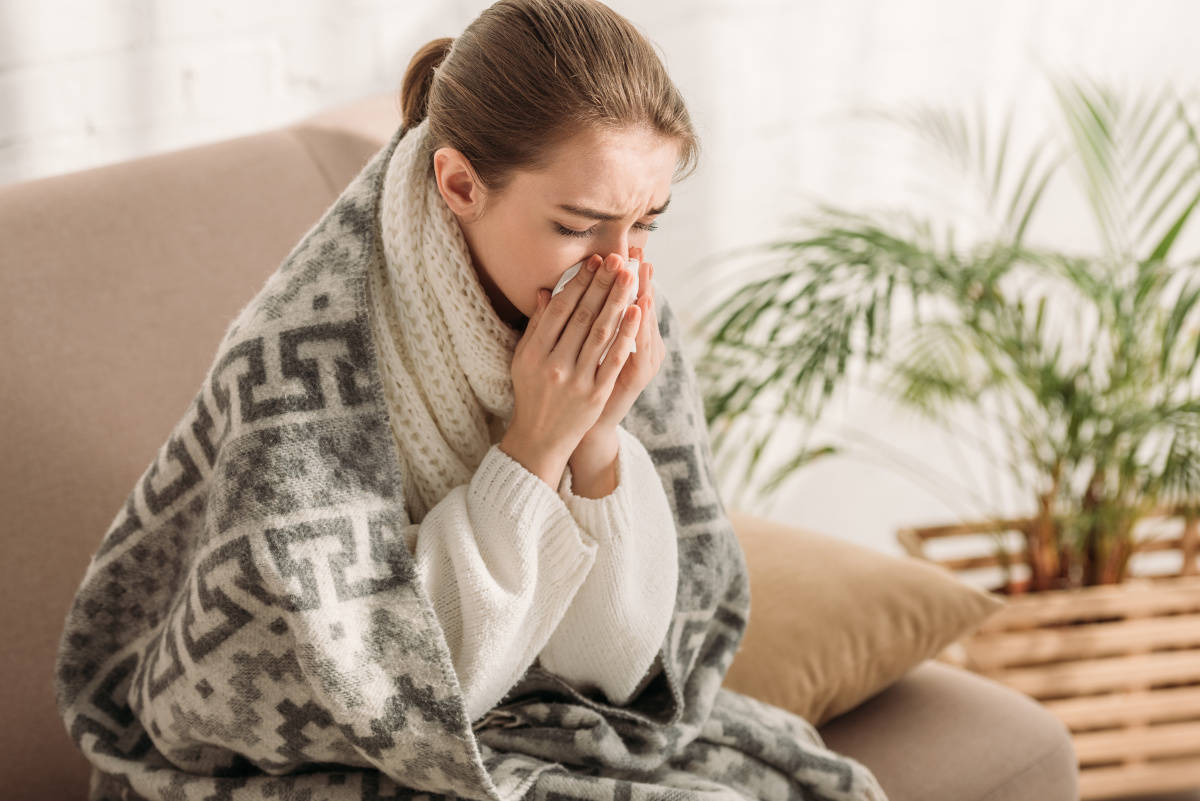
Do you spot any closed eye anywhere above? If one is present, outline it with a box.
[555,221,660,238]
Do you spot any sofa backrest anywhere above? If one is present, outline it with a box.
[0,92,400,801]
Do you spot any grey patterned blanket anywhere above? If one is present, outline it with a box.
[52,122,890,801]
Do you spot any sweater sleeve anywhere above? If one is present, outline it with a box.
[402,441,600,725]
[537,424,679,706]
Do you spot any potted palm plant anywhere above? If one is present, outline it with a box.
[691,72,1200,593]
[688,73,1200,799]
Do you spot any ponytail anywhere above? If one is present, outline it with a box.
[399,37,454,137]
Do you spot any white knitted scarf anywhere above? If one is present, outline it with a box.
[369,116,524,523]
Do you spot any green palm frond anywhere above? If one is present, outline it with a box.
[863,100,1066,247]
[691,70,1200,581]
[1049,74,1200,264]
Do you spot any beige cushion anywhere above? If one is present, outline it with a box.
[723,509,1006,727]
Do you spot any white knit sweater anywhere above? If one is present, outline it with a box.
[370,118,679,725]
[404,424,678,724]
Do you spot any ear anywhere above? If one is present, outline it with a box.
[433,146,488,222]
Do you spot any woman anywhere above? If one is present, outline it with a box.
[53,1,889,799]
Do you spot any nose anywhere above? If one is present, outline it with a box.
[594,232,631,264]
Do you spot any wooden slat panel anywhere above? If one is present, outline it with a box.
[1071,719,1200,763]
[963,613,1200,669]
[976,650,1200,698]
[930,535,1192,571]
[899,513,1199,580]
[896,517,1031,540]
[939,553,1019,572]
[1079,757,1200,800]
[939,542,1200,581]
[1041,685,1200,730]
[974,576,1200,633]
[901,502,1192,543]
[978,565,1197,595]
[896,519,1200,800]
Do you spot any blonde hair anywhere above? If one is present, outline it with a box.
[398,0,700,200]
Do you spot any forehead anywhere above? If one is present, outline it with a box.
[522,126,677,210]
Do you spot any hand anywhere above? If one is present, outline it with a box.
[586,245,664,433]
[567,248,662,496]
[502,251,642,486]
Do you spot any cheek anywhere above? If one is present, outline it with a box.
[498,221,557,292]
[544,239,592,283]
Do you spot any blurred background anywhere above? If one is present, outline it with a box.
[5,0,1200,564]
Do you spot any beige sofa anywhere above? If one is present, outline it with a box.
[0,91,1080,801]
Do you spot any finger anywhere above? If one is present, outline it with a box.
[565,253,633,369]
[597,302,641,382]
[637,282,655,350]
[650,291,660,354]
[537,255,600,352]
[525,289,548,337]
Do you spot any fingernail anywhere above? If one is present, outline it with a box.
[587,255,599,272]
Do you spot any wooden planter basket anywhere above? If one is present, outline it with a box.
[897,509,1200,800]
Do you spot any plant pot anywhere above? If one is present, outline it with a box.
[955,574,1200,800]
[898,515,1200,799]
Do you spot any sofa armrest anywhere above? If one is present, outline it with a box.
[819,659,1079,801]
[286,92,403,196]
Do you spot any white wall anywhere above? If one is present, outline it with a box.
[0,0,467,183]
[4,0,1199,573]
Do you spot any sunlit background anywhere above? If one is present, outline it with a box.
[4,0,1200,565]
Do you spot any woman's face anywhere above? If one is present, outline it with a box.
[432,125,678,331]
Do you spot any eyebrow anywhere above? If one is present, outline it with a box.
[556,194,671,221]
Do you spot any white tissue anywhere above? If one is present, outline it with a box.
[550,257,640,365]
